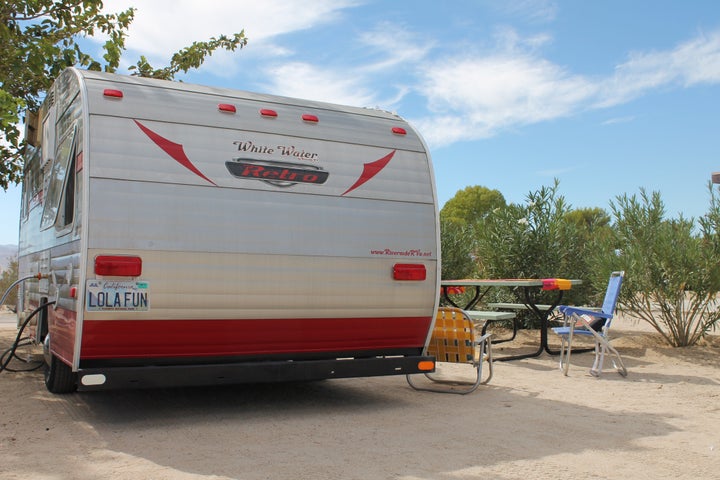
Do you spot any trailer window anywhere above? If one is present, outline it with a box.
[41,126,76,230]
[20,146,43,221]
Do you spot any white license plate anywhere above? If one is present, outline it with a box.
[86,280,150,311]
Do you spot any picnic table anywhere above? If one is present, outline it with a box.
[440,278,581,361]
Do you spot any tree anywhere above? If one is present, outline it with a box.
[1,258,19,307]
[592,186,720,346]
[564,207,610,231]
[440,217,478,281]
[440,185,506,225]
[1,0,247,189]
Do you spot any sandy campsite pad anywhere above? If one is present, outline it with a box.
[1,311,718,480]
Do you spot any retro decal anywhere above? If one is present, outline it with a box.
[341,150,395,196]
[225,159,328,188]
[134,120,217,186]
[134,119,396,195]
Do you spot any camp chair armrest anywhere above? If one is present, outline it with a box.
[558,306,612,319]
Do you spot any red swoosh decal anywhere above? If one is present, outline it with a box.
[134,120,217,186]
[342,150,395,196]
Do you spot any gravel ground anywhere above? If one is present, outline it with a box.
[1,311,719,480]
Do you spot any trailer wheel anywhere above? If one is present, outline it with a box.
[43,336,76,394]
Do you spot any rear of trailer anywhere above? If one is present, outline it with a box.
[18,68,440,392]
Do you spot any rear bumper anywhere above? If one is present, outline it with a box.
[76,355,435,391]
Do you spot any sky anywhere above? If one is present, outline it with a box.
[2,0,720,245]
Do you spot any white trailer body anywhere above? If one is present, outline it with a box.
[18,68,440,392]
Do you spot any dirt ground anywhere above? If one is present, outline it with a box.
[1,310,719,480]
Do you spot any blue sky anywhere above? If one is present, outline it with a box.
[2,0,720,245]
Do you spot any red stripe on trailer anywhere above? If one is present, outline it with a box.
[80,316,432,359]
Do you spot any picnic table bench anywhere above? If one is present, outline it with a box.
[466,309,518,344]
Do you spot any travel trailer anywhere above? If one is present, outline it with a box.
[17,68,440,392]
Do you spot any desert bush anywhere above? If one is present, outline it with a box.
[592,186,720,346]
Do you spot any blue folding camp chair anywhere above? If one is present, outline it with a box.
[552,271,627,377]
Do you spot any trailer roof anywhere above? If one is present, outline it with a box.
[75,68,401,121]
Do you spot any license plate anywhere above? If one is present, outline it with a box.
[86,280,150,311]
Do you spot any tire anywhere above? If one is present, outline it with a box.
[44,353,77,394]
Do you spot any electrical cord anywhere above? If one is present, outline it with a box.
[0,301,55,373]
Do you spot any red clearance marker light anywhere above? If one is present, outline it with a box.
[393,263,426,281]
[103,89,124,98]
[218,103,236,113]
[302,114,319,123]
[260,108,278,118]
[94,255,142,277]
[391,127,407,135]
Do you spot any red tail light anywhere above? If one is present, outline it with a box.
[95,256,142,277]
[103,89,124,98]
[393,263,426,281]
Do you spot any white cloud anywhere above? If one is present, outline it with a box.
[601,116,635,126]
[492,25,553,53]
[415,53,598,146]
[357,22,434,72]
[491,0,559,23]
[598,30,720,107]
[261,62,377,107]
[102,0,361,64]
[416,28,720,147]
[260,21,428,109]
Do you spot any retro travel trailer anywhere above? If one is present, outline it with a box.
[17,68,440,392]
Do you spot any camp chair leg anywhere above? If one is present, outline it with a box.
[587,328,627,377]
[480,336,493,385]
[591,341,601,376]
[558,318,575,376]
[406,368,483,395]
[607,342,628,377]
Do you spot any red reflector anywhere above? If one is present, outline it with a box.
[393,264,426,281]
[391,127,407,135]
[94,256,142,277]
[103,89,124,98]
[260,108,278,118]
[218,103,236,113]
[302,114,319,123]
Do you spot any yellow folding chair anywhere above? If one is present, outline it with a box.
[407,307,493,394]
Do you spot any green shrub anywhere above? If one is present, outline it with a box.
[475,180,594,327]
[592,186,720,346]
